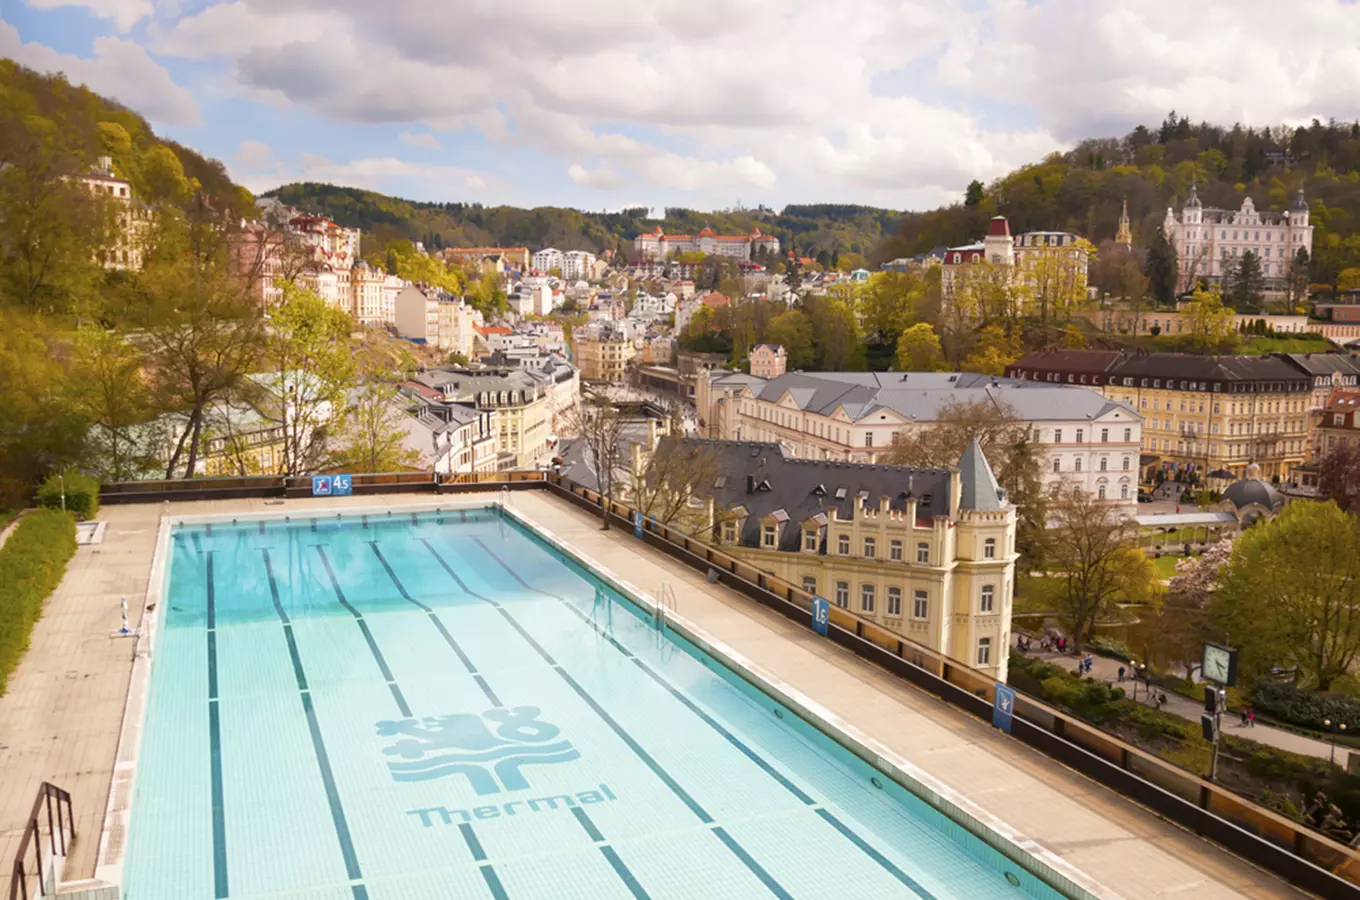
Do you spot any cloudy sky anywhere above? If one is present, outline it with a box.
[3,0,1359,211]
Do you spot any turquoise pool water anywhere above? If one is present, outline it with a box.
[123,507,1068,900]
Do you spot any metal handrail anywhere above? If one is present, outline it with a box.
[655,583,677,631]
[8,782,74,900]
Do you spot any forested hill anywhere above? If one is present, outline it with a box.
[0,61,246,210]
[262,183,902,262]
[875,114,1360,291]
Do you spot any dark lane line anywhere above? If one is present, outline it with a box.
[470,533,936,900]
[420,536,788,899]
[203,551,228,899]
[368,541,501,707]
[259,548,369,900]
[314,546,412,717]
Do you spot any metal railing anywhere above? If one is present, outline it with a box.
[654,582,676,632]
[8,783,74,900]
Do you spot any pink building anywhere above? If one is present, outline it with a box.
[749,344,787,379]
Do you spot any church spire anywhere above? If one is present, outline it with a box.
[1115,197,1132,248]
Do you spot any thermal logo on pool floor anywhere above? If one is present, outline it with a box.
[377,706,580,794]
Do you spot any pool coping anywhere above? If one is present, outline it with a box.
[95,498,1121,900]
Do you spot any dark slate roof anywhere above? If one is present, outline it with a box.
[1010,350,1310,385]
[1277,353,1360,378]
[1222,477,1283,511]
[666,438,955,553]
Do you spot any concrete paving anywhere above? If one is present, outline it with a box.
[0,490,1317,898]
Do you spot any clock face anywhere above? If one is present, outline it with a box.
[1203,645,1232,684]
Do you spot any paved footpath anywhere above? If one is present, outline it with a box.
[1031,649,1349,766]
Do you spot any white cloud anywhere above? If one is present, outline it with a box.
[24,0,154,33]
[231,152,492,197]
[399,130,441,150]
[0,22,199,125]
[235,139,276,171]
[58,0,1360,206]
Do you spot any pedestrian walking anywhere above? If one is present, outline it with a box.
[1240,708,1249,727]
[1248,709,1255,727]
[1117,665,1125,682]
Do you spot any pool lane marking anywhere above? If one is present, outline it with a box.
[313,546,412,717]
[259,548,366,895]
[307,544,509,898]
[203,551,229,900]
[367,541,501,707]
[469,535,938,900]
[458,824,510,900]
[570,808,651,900]
[420,538,793,900]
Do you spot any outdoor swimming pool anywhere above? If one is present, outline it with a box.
[121,505,1071,899]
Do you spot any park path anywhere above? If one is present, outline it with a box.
[1028,648,1350,766]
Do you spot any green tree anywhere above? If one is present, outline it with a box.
[764,308,815,370]
[1226,249,1265,313]
[1022,237,1097,331]
[332,377,421,473]
[68,327,156,481]
[1213,501,1360,691]
[859,271,925,346]
[1287,247,1311,306]
[0,311,86,506]
[1144,223,1179,304]
[894,322,945,371]
[1045,486,1163,651]
[805,295,864,370]
[964,180,984,206]
[266,282,357,476]
[1182,286,1237,352]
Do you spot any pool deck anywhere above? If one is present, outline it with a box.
[0,491,1311,899]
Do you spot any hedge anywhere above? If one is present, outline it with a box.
[1252,680,1360,732]
[36,471,100,521]
[0,510,77,695]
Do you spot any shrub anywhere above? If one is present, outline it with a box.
[0,510,77,694]
[1252,680,1360,732]
[36,471,100,521]
[1089,635,1133,662]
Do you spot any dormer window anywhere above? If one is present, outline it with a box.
[722,521,737,543]
[803,530,819,552]
[761,525,777,548]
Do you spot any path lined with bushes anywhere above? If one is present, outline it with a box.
[0,509,76,695]
[1026,647,1345,764]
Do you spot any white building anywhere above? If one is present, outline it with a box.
[633,226,779,261]
[941,217,1089,302]
[562,250,597,281]
[697,370,1143,511]
[510,283,554,317]
[1163,186,1313,294]
[532,248,564,272]
[393,287,484,357]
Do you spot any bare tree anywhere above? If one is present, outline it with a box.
[1045,486,1163,651]
[631,430,723,528]
[565,389,630,530]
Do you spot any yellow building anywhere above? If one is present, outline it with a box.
[627,436,1018,681]
[576,325,636,384]
[1008,350,1311,480]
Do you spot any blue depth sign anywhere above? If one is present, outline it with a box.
[312,474,353,497]
[812,596,830,636]
[992,683,1016,734]
[633,510,644,538]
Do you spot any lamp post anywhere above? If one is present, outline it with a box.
[1323,719,1348,768]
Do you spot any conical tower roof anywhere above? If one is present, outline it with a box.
[958,437,1005,511]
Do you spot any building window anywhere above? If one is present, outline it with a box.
[1120,484,1129,500]
[861,584,876,613]
[1099,457,1108,472]
[835,581,849,608]
[722,522,736,542]
[1098,484,1107,499]
[981,585,995,612]
[983,538,996,559]
[889,539,903,561]
[1054,428,1063,443]
[887,587,902,616]
[1124,428,1131,442]
[761,525,777,548]
[1122,456,1131,471]
[1100,428,1108,442]
[912,590,929,619]
[865,433,874,448]
[802,575,817,595]
[916,542,929,564]
[1052,458,1061,473]
[1074,458,1083,472]
[803,529,819,552]
[1076,429,1084,443]
[863,537,876,558]
[838,534,850,555]
[977,637,992,667]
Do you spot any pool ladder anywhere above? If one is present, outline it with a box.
[654,583,676,633]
